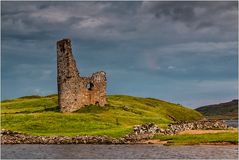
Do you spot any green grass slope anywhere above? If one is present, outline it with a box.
[196,99,238,120]
[1,95,203,138]
[153,132,238,145]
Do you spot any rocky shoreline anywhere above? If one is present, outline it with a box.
[1,129,154,144]
[1,120,229,144]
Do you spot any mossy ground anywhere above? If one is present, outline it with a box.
[153,132,238,145]
[1,95,203,138]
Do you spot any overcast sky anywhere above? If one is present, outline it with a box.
[1,1,238,108]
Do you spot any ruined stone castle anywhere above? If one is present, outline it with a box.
[57,39,107,112]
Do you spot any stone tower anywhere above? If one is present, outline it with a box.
[57,39,107,112]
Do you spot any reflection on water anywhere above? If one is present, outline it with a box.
[1,144,238,159]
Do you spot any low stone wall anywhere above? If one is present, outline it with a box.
[1,120,228,144]
[163,120,228,135]
[133,120,228,135]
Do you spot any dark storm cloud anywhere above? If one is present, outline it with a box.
[1,1,238,107]
[2,1,237,43]
[142,1,237,29]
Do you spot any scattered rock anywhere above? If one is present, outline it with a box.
[133,123,159,135]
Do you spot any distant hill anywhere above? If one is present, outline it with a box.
[196,100,238,120]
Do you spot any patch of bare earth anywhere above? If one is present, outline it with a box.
[178,129,237,135]
[141,140,167,144]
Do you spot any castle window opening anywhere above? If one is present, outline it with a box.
[60,44,65,53]
[86,82,94,91]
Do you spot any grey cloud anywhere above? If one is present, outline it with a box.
[2,1,237,43]
[141,1,238,31]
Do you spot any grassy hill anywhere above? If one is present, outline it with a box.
[196,100,238,120]
[1,95,203,138]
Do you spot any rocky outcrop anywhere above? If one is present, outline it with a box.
[133,123,160,135]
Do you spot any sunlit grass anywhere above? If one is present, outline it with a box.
[1,95,203,138]
[153,132,238,145]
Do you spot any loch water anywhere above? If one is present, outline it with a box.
[1,144,238,159]
[225,120,238,128]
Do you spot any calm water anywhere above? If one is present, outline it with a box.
[1,144,238,159]
[225,120,238,128]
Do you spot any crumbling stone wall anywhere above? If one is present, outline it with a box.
[57,39,106,112]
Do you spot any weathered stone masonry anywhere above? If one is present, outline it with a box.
[57,39,106,112]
